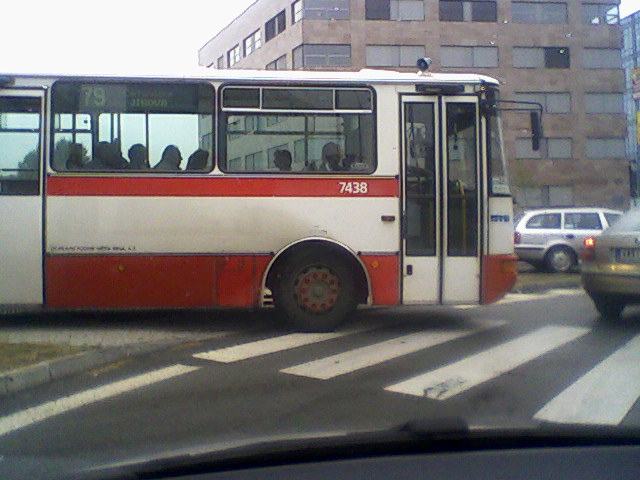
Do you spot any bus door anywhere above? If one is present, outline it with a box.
[0,89,45,306]
[401,96,481,304]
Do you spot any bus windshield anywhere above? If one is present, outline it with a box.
[487,107,510,196]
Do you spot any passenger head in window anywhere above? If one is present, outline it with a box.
[154,145,183,171]
[89,141,128,170]
[128,144,149,170]
[186,149,209,171]
[321,142,343,171]
[274,150,292,172]
[66,143,86,170]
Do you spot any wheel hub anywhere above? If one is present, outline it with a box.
[552,251,571,271]
[293,265,340,314]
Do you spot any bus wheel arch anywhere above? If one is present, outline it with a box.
[264,239,371,330]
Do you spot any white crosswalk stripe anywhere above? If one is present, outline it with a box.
[0,364,198,437]
[534,334,640,426]
[281,320,507,380]
[193,330,360,363]
[385,326,590,400]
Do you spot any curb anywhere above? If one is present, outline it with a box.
[512,282,583,294]
[0,341,177,397]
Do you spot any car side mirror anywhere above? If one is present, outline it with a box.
[530,111,542,151]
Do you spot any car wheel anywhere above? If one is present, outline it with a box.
[273,250,356,332]
[591,294,625,321]
[544,246,576,273]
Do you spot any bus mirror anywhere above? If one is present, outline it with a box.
[530,111,542,151]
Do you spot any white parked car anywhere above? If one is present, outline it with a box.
[514,208,623,273]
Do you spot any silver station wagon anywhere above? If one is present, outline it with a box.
[514,208,623,273]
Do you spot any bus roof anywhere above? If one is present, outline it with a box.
[1,68,499,87]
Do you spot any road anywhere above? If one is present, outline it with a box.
[1,290,640,478]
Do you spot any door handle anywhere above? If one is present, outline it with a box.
[381,215,396,223]
[406,264,413,275]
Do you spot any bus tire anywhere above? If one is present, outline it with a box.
[273,249,357,332]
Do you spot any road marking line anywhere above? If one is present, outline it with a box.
[385,326,589,400]
[192,331,358,363]
[0,364,198,437]
[281,320,507,380]
[534,334,640,426]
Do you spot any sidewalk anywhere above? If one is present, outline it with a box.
[0,310,236,397]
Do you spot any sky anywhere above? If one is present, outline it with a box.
[1,0,639,75]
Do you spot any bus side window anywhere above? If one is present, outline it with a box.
[50,81,215,174]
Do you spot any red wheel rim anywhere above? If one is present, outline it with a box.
[293,265,340,314]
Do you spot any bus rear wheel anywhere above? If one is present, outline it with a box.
[273,250,356,332]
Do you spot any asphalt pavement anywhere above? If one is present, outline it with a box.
[1,290,640,479]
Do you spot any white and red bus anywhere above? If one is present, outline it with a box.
[0,69,519,331]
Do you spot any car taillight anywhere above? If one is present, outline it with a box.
[514,231,521,245]
[582,236,596,261]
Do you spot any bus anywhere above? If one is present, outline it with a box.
[0,68,523,331]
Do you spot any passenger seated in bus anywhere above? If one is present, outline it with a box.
[320,142,343,171]
[185,149,209,171]
[274,149,292,172]
[303,160,317,171]
[86,142,129,170]
[153,145,183,171]
[128,144,149,170]
[65,143,86,170]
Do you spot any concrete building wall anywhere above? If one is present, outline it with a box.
[199,0,630,209]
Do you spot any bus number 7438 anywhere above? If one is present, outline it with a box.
[339,181,369,195]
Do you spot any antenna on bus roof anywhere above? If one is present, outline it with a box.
[416,57,433,76]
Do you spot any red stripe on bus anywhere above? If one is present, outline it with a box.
[46,176,399,197]
[45,255,272,309]
[481,254,518,305]
[45,253,399,309]
[361,254,400,306]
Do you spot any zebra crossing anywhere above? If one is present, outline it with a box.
[191,315,640,426]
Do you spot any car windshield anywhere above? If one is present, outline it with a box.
[1,1,640,479]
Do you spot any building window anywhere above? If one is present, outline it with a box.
[439,1,497,22]
[366,45,426,67]
[583,3,619,25]
[586,138,626,158]
[243,30,262,57]
[440,46,498,68]
[547,138,572,159]
[513,92,571,113]
[515,138,572,159]
[520,187,573,208]
[584,93,624,114]
[227,44,241,67]
[217,56,224,69]
[303,0,350,20]
[292,0,303,23]
[513,47,570,68]
[292,44,351,69]
[265,10,286,42]
[366,0,425,21]
[583,48,622,69]
[266,54,288,70]
[511,2,567,24]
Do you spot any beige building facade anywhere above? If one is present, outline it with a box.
[199,0,629,209]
